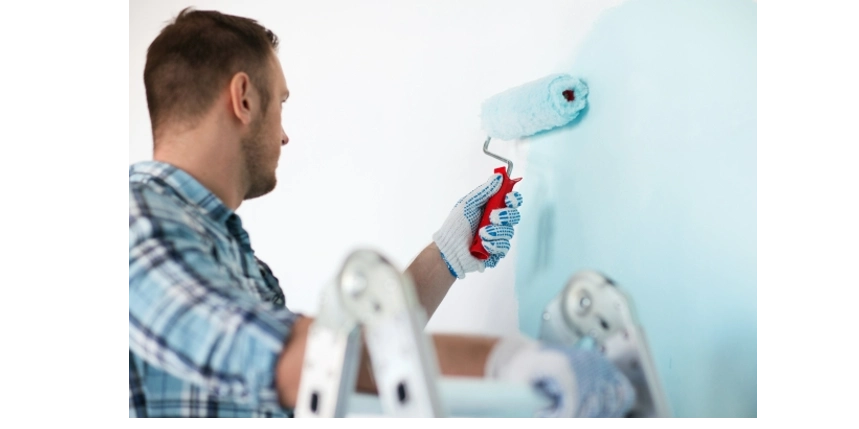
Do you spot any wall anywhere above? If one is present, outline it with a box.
[514,0,757,417]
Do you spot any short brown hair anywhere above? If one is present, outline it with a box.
[144,8,279,139]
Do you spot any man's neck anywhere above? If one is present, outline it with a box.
[153,117,247,211]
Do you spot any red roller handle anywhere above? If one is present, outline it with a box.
[470,166,522,260]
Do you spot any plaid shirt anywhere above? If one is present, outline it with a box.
[129,160,300,417]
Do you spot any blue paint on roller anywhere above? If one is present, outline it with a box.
[480,74,589,141]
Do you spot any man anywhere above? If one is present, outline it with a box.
[129,8,635,418]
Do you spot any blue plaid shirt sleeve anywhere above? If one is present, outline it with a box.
[129,187,298,414]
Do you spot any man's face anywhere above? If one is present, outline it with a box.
[242,53,290,200]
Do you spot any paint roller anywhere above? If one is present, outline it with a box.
[470,73,589,259]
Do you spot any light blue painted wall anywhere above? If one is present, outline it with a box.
[514,0,756,417]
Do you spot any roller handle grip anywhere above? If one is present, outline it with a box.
[470,166,522,260]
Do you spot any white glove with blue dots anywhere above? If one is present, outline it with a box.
[432,173,523,279]
[485,335,636,418]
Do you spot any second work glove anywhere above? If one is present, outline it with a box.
[433,173,523,279]
[485,335,636,418]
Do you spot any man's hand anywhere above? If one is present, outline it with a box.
[485,336,635,418]
[432,173,523,279]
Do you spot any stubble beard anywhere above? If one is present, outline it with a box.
[241,117,277,201]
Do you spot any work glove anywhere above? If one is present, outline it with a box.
[432,173,523,279]
[485,335,636,418]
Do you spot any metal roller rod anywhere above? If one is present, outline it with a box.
[482,137,514,177]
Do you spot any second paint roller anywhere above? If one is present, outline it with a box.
[470,74,589,259]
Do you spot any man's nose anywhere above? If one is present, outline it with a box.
[281,128,289,146]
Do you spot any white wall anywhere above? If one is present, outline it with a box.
[129,0,624,336]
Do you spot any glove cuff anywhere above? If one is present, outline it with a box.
[439,252,459,279]
[432,222,480,279]
[484,334,540,379]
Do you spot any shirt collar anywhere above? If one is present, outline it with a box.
[129,160,234,225]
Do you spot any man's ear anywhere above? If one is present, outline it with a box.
[228,72,255,126]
